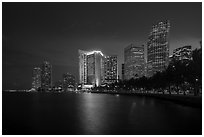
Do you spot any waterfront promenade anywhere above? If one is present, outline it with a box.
[90,91,202,108]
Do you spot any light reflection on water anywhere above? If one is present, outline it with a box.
[79,93,106,134]
[74,93,201,134]
[3,92,202,135]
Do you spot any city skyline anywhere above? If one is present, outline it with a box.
[3,2,201,90]
[2,2,202,135]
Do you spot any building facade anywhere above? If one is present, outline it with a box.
[124,44,145,80]
[147,20,170,77]
[79,50,104,88]
[63,73,76,91]
[173,45,192,62]
[41,61,52,91]
[122,63,125,81]
[144,60,147,77]
[104,55,118,84]
[32,67,41,90]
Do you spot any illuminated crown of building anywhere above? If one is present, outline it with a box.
[85,50,104,56]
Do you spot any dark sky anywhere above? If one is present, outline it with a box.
[3,2,202,90]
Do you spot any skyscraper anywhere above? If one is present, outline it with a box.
[173,45,192,62]
[41,61,52,91]
[63,73,76,91]
[32,67,41,90]
[144,60,147,77]
[104,55,118,84]
[147,20,170,77]
[79,50,104,88]
[122,63,125,81]
[124,44,145,80]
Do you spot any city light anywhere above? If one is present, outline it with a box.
[3,3,202,135]
[85,50,104,56]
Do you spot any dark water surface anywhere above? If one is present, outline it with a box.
[2,92,202,135]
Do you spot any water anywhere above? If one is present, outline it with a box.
[2,92,202,135]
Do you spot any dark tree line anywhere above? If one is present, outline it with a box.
[101,47,202,96]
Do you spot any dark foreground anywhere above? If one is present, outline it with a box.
[2,92,202,135]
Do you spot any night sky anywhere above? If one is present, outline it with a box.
[3,2,202,90]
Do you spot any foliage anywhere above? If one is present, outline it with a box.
[98,48,202,96]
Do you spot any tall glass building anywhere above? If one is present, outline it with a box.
[32,67,41,90]
[104,55,118,84]
[41,61,52,91]
[147,20,170,77]
[79,50,104,88]
[124,44,145,80]
[121,63,125,81]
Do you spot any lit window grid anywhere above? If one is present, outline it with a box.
[124,45,145,80]
[104,55,118,83]
[79,50,104,87]
[41,62,52,90]
[147,21,170,77]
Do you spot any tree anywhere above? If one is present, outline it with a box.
[186,48,202,96]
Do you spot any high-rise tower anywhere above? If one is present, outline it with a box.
[79,50,104,88]
[147,20,170,77]
[104,55,118,84]
[124,44,145,80]
[41,61,52,91]
[32,67,41,90]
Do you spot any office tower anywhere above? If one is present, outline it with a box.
[124,44,145,80]
[122,63,125,81]
[79,50,104,88]
[147,20,170,77]
[144,60,147,77]
[32,67,41,90]
[173,45,192,62]
[104,55,118,84]
[63,73,76,91]
[41,61,52,91]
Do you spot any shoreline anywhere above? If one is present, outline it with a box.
[90,91,202,108]
[3,91,202,108]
